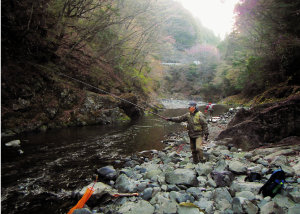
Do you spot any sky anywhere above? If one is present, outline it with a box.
[177,0,240,40]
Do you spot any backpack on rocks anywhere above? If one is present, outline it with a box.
[258,168,285,198]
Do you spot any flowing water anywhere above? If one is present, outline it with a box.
[1,105,230,214]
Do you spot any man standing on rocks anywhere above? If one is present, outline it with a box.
[205,102,214,121]
[166,101,209,164]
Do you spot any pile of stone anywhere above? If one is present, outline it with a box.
[215,107,250,124]
[70,134,300,214]
[159,99,206,109]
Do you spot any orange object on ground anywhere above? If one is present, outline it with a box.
[68,187,95,214]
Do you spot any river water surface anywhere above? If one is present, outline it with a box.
[1,105,230,214]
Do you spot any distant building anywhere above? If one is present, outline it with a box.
[161,62,183,66]
[161,61,201,66]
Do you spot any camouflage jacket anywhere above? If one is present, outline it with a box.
[171,110,209,138]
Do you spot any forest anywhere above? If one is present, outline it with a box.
[1,0,300,132]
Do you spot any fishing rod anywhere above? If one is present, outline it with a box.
[57,72,169,121]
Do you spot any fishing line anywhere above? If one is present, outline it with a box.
[57,72,168,121]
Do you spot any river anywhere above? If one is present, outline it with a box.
[1,105,230,214]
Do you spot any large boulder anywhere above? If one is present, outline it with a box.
[117,93,141,117]
[217,94,300,150]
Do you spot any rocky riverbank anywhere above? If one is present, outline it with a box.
[67,118,300,214]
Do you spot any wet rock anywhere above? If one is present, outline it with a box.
[165,169,197,186]
[120,169,134,178]
[244,152,253,160]
[264,148,294,161]
[211,171,234,187]
[230,147,238,152]
[220,149,232,157]
[272,194,296,209]
[144,170,163,180]
[292,163,300,176]
[269,156,295,177]
[235,191,256,200]
[5,140,21,147]
[230,181,262,194]
[217,200,233,213]
[167,184,180,192]
[175,192,195,203]
[142,188,153,200]
[186,187,204,200]
[163,151,182,164]
[140,164,160,173]
[194,198,214,212]
[177,205,201,214]
[195,163,213,176]
[212,188,233,204]
[232,197,245,214]
[155,200,177,214]
[149,192,170,205]
[288,204,300,214]
[247,165,263,173]
[288,191,300,203]
[260,201,285,214]
[73,208,93,214]
[115,174,138,193]
[117,200,154,214]
[228,161,247,174]
[123,160,140,168]
[206,179,217,188]
[232,197,258,214]
[257,158,269,166]
[97,166,117,180]
[214,159,228,172]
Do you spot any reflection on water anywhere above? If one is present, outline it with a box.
[1,105,230,214]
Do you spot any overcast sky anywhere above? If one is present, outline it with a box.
[177,0,240,40]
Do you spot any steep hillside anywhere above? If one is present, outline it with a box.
[1,0,170,134]
[1,0,224,133]
[1,44,147,133]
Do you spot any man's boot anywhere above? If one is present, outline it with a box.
[193,157,199,164]
[192,151,199,164]
[197,148,205,163]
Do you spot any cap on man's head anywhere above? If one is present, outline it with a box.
[188,101,197,107]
